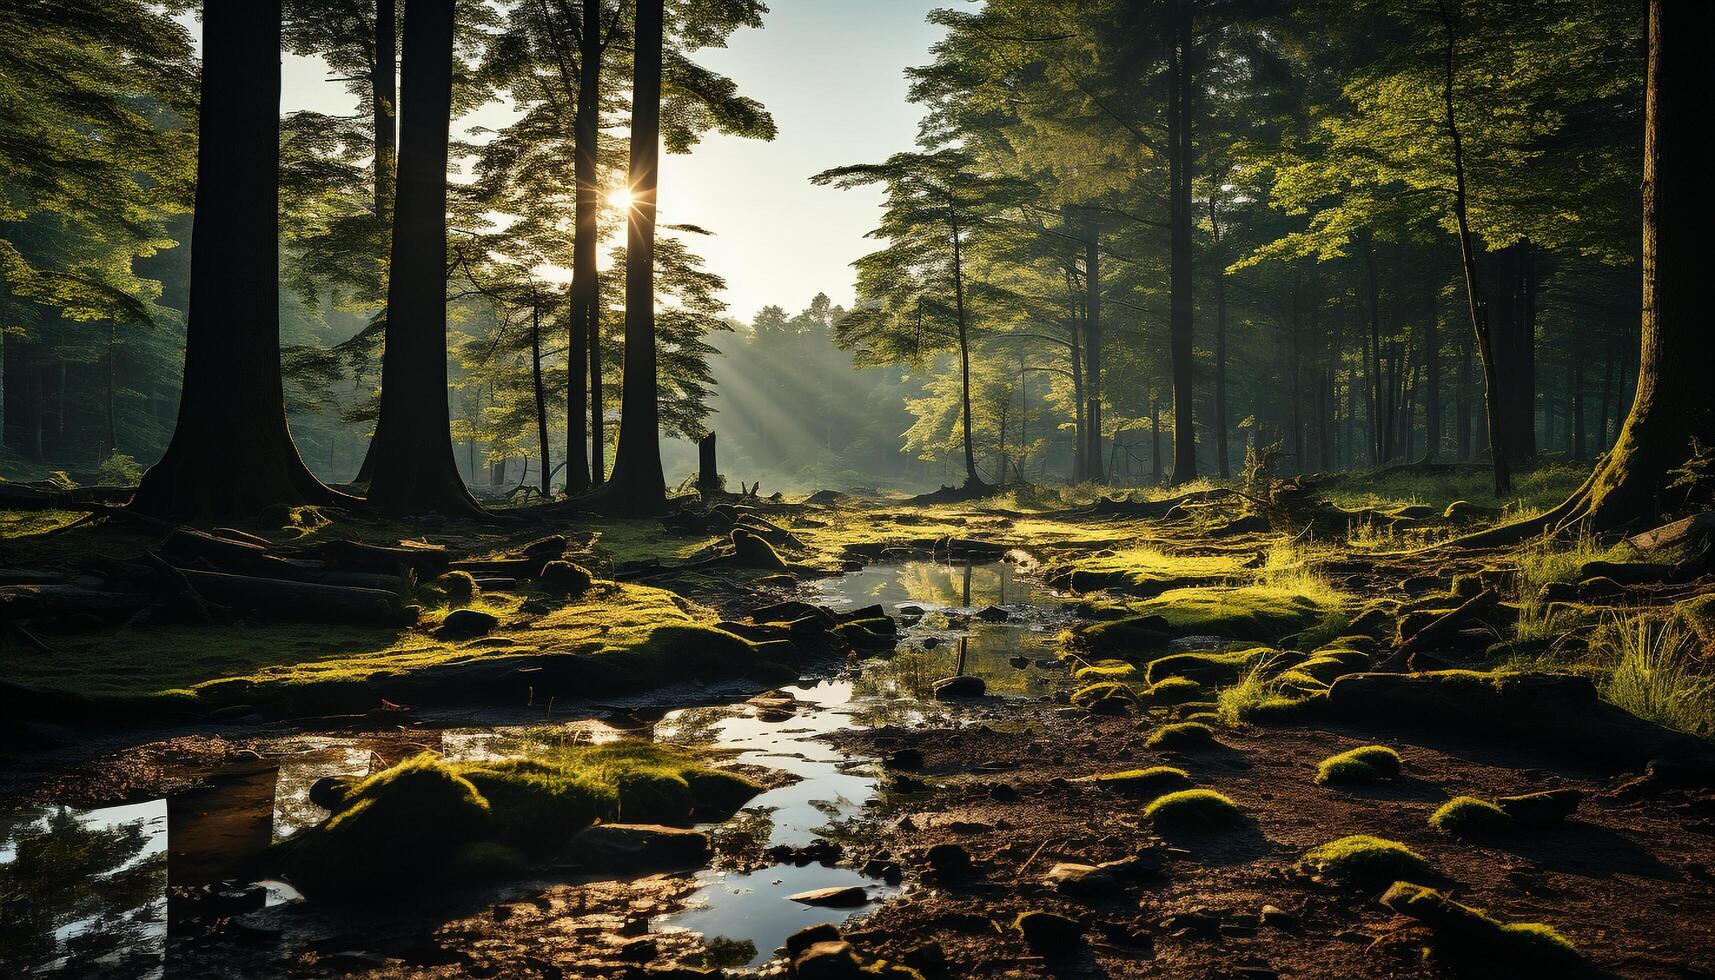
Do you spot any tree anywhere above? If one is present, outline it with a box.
[586,0,669,514]
[363,0,482,515]
[1529,0,1713,532]
[813,150,1030,492]
[132,0,341,519]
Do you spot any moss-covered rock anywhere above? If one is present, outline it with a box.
[1314,745,1402,785]
[1138,586,1342,642]
[1143,789,1244,828]
[1144,647,1281,685]
[537,560,593,596]
[1146,676,1205,705]
[1073,659,1140,682]
[1380,881,1583,972]
[1071,681,1139,715]
[1301,835,1435,888]
[1144,721,1216,749]
[1071,766,1191,796]
[1064,615,1172,656]
[1429,796,1512,836]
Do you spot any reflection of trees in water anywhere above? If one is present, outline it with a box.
[1,808,166,975]
[654,705,741,747]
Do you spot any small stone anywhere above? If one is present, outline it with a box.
[862,858,903,884]
[785,923,842,956]
[793,940,863,980]
[885,748,924,770]
[1043,862,1121,898]
[567,824,710,872]
[787,885,868,908]
[1259,904,1300,930]
[1496,788,1582,827]
[1013,910,1083,954]
[932,675,986,700]
[538,560,593,596]
[902,941,947,972]
[977,605,1011,621]
[308,774,358,812]
[615,937,657,961]
[438,608,499,636]
[925,842,970,875]
[989,783,1019,802]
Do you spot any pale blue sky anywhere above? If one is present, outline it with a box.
[189,1,948,323]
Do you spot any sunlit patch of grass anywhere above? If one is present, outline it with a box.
[1429,796,1512,836]
[1216,654,1321,725]
[1315,745,1402,784]
[1302,834,1435,888]
[1142,788,1243,828]
[1513,530,1639,598]
[1593,614,1715,736]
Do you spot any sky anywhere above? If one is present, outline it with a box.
[201,1,948,326]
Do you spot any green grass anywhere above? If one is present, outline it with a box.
[1043,544,1243,596]
[1315,745,1402,785]
[1302,834,1435,887]
[1429,796,1513,836]
[1137,585,1346,642]
[1147,676,1205,704]
[1594,614,1715,736]
[1072,766,1191,796]
[1214,656,1324,725]
[1143,788,1244,828]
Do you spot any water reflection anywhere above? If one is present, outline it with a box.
[814,559,1040,613]
[1,801,167,978]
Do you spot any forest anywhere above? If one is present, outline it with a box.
[1,0,1712,977]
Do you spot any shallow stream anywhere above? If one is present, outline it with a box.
[0,560,1074,976]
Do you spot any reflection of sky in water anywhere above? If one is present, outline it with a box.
[813,560,1041,612]
[1,800,168,979]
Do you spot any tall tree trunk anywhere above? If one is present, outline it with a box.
[590,277,605,485]
[565,0,602,494]
[363,0,480,516]
[1289,275,1304,471]
[1166,0,1197,483]
[1067,295,1085,482]
[1084,209,1103,482]
[1361,234,1383,465]
[1425,285,1440,459]
[1438,0,1510,495]
[105,320,117,458]
[1211,193,1230,479]
[1456,329,1473,459]
[373,0,397,222]
[1572,348,1586,459]
[1597,333,1615,451]
[949,207,982,488]
[531,292,551,497]
[596,0,668,513]
[132,0,338,520]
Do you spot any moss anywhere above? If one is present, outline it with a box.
[1143,721,1216,749]
[1073,659,1140,682]
[1380,881,1582,970]
[1301,835,1435,888]
[1065,615,1172,656]
[1144,647,1281,685]
[283,754,492,897]
[1294,648,1371,683]
[1147,676,1205,704]
[284,742,759,899]
[1043,546,1242,597]
[1143,788,1244,828]
[1138,585,1343,642]
[1072,766,1192,796]
[1429,796,1513,836]
[1071,680,1140,714]
[426,570,478,603]
[1315,745,1402,785]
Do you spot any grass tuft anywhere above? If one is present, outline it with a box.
[1429,796,1513,836]
[1143,788,1244,828]
[1314,745,1402,785]
[1143,721,1216,749]
[1302,834,1435,887]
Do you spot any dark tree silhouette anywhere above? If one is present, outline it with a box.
[363,0,482,516]
[132,0,341,520]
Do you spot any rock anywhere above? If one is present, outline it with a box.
[787,885,869,908]
[1327,671,1715,766]
[732,528,789,570]
[786,923,842,956]
[861,857,903,884]
[1496,789,1582,826]
[1043,862,1121,898]
[793,941,863,980]
[1012,910,1083,954]
[977,605,1012,621]
[989,783,1019,802]
[902,941,947,973]
[925,842,970,876]
[932,675,986,700]
[437,608,499,636]
[308,774,360,812]
[537,560,593,596]
[567,824,711,872]
[1097,852,1166,881]
[884,747,924,770]
[1259,904,1300,930]
[616,936,658,961]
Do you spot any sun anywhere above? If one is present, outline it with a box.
[605,185,635,213]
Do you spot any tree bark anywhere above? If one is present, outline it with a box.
[949,205,982,488]
[1211,192,1230,479]
[373,0,397,223]
[531,292,551,497]
[1424,284,1440,459]
[1084,209,1103,482]
[593,0,668,513]
[132,0,339,520]
[1438,0,1509,495]
[363,0,482,516]
[564,0,602,494]
[1167,0,1197,483]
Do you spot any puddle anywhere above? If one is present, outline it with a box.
[4,560,1068,974]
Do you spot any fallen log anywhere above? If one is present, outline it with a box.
[1379,588,1500,671]
[0,584,155,622]
[291,539,452,576]
[173,568,418,627]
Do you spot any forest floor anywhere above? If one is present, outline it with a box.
[3,462,1715,978]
